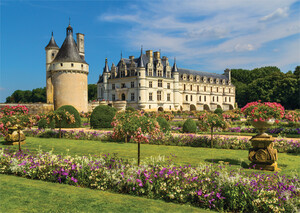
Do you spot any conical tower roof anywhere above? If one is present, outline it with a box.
[137,47,144,68]
[103,58,110,73]
[172,58,178,72]
[53,25,86,63]
[45,32,59,49]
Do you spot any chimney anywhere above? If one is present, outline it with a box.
[76,33,85,60]
[146,50,153,63]
[154,51,160,60]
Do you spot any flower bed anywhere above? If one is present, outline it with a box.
[0,148,299,212]
[22,129,300,154]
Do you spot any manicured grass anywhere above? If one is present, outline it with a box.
[0,174,210,213]
[1,137,299,176]
[197,131,300,138]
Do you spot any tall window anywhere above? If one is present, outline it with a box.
[225,97,227,102]
[190,95,193,101]
[131,93,135,101]
[204,86,206,92]
[204,96,206,102]
[131,82,134,88]
[167,83,170,89]
[229,88,231,93]
[112,94,115,101]
[121,83,126,88]
[223,88,225,93]
[211,87,213,92]
[112,84,115,90]
[158,80,162,87]
[131,70,135,76]
[149,81,152,88]
[199,96,201,102]
[167,93,170,101]
[157,70,162,77]
[213,96,215,102]
[148,69,153,76]
[186,95,188,101]
[190,85,192,91]
[217,96,219,102]
[157,91,162,101]
[149,93,153,101]
[184,84,186,91]
[229,97,231,102]
[121,93,126,101]
[217,87,219,92]
[197,85,199,92]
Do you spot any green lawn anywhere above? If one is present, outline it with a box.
[0,174,210,213]
[1,137,299,176]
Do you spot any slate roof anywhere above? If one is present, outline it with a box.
[53,28,86,64]
[178,68,227,79]
[45,33,59,49]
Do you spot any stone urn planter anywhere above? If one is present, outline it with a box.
[248,119,278,171]
[250,119,274,136]
[4,126,26,145]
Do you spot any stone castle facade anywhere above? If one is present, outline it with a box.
[97,49,235,111]
[45,24,89,112]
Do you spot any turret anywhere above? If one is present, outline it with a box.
[172,58,180,110]
[45,32,59,104]
[103,58,109,100]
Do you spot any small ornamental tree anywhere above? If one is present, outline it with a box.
[47,110,75,138]
[56,105,81,128]
[111,111,162,166]
[198,112,228,148]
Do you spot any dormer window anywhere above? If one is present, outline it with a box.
[148,69,153,76]
[210,78,213,83]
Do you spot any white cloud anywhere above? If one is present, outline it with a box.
[98,0,300,71]
[260,7,289,22]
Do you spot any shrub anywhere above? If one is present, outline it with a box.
[125,106,135,112]
[37,117,55,129]
[157,116,170,133]
[183,118,197,133]
[90,105,117,129]
[56,105,81,128]
[214,108,223,115]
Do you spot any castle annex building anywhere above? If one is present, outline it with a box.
[45,24,89,112]
[97,49,235,111]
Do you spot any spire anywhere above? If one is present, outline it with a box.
[45,32,59,49]
[66,19,73,36]
[137,46,144,68]
[172,57,178,72]
[103,58,110,73]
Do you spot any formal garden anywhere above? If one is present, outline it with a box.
[0,104,299,212]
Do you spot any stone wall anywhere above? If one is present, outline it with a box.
[0,103,54,114]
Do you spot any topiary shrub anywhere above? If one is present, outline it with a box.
[157,116,170,133]
[183,118,197,133]
[56,105,81,128]
[90,105,117,129]
[214,108,223,115]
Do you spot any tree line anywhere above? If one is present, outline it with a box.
[231,66,299,109]
[5,66,300,109]
[5,84,98,103]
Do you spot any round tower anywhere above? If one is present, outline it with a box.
[50,24,89,112]
[45,32,59,104]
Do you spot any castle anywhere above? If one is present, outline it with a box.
[97,49,235,111]
[44,24,235,112]
[45,24,89,112]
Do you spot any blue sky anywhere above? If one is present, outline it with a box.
[0,0,299,103]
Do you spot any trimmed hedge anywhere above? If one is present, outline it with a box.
[56,105,81,128]
[37,117,55,129]
[157,116,170,133]
[214,108,223,115]
[125,106,135,112]
[90,105,117,129]
[183,118,197,133]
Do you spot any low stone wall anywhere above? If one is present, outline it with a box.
[0,103,54,114]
